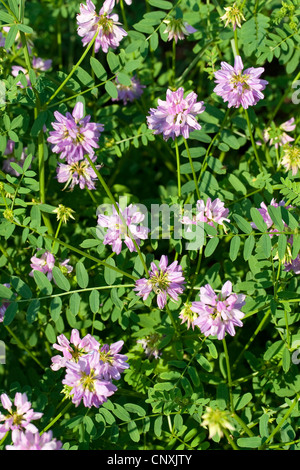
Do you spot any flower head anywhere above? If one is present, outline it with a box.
[98,340,129,380]
[201,406,235,439]
[181,197,230,232]
[259,118,296,149]
[179,302,199,330]
[214,55,268,109]
[62,350,117,408]
[191,281,245,340]
[284,254,300,275]
[52,204,75,224]
[6,429,62,450]
[56,159,101,191]
[30,250,73,281]
[137,333,162,359]
[50,329,100,371]
[220,2,246,30]
[97,203,149,255]
[77,0,127,54]
[147,87,205,141]
[134,255,185,309]
[112,75,145,105]
[0,392,43,439]
[281,144,300,176]
[116,0,132,4]
[163,18,197,43]
[47,102,104,164]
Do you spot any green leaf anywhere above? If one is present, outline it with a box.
[282,346,290,373]
[233,214,253,234]
[33,270,53,296]
[26,299,40,323]
[250,207,268,232]
[45,323,57,343]
[69,292,80,316]
[268,205,284,232]
[52,266,70,291]
[105,81,118,99]
[5,24,18,49]
[90,57,107,81]
[11,276,32,299]
[243,235,255,261]
[148,0,173,9]
[235,392,253,410]
[229,235,241,261]
[76,261,89,289]
[50,296,62,322]
[107,51,120,73]
[0,283,15,300]
[127,420,140,442]
[89,289,100,314]
[237,437,263,448]
[204,237,219,257]
[117,72,132,86]
[104,258,117,285]
[3,302,18,325]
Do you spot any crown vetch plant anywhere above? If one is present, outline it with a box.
[0,0,299,453]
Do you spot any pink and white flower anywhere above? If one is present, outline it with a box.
[47,102,104,164]
[147,87,205,141]
[191,281,245,340]
[214,55,268,109]
[0,392,43,439]
[97,203,149,255]
[77,0,127,54]
[134,255,185,309]
[6,429,62,450]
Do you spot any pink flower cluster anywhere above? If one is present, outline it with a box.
[47,102,103,190]
[29,250,73,281]
[97,203,149,255]
[214,55,268,109]
[51,329,129,408]
[188,281,246,340]
[134,255,185,309]
[0,392,62,450]
[147,87,205,141]
[77,0,127,54]
[181,197,230,232]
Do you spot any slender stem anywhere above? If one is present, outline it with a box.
[186,247,203,302]
[244,109,264,172]
[174,137,181,199]
[172,38,176,88]
[40,400,73,435]
[232,309,271,371]
[258,395,299,450]
[52,219,62,252]
[5,325,45,369]
[223,428,239,450]
[232,412,255,437]
[85,155,149,277]
[222,337,234,412]
[45,30,98,107]
[183,138,200,200]
[119,0,128,30]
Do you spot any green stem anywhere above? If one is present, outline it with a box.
[223,428,239,450]
[232,308,271,371]
[172,38,176,87]
[5,325,45,370]
[244,108,264,172]
[174,137,181,199]
[85,155,149,277]
[258,395,299,450]
[40,400,73,435]
[119,0,128,30]
[45,30,98,107]
[223,337,234,412]
[183,138,200,200]
[232,412,255,437]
